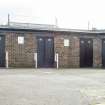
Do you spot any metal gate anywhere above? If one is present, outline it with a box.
[80,38,93,67]
[0,35,5,67]
[37,37,54,68]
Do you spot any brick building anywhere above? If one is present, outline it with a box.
[0,23,104,68]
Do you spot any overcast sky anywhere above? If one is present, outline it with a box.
[0,0,105,29]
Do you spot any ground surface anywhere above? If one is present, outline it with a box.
[0,69,105,105]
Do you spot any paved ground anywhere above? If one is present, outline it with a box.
[0,69,105,105]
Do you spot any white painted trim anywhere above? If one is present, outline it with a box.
[6,51,8,68]
[55,53,59,69]
[56,53,59,69]
[34,53,37,69]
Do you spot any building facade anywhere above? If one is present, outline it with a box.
[0,25,105,68]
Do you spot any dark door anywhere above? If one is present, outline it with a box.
[37,37,45,67]
[37,37,54,68]
[102,39,105,67]
[80,38,93,67]
[0,36,5,67]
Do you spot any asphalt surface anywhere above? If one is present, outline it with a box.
[0,68,105,105]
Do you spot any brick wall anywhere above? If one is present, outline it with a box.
[54,33,103,68]
[70,37,80,67]
[93,38,102,67]
[6,32,37,67]
[54,34,80,68]
[5,31,103,68]
[54,35,71,68]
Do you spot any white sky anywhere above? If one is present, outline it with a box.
[0,0,105,29]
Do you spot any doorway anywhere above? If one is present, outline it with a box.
[37,37,54,68]
[80,38,93,67]
[0,35,5,67]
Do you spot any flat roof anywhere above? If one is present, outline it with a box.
[0,23,105,34]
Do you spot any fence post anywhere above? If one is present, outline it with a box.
[34,53,37,69]
[6,51,8,68]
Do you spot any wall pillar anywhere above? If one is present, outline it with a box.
[93,38,102,68]
[70,37,80,67]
